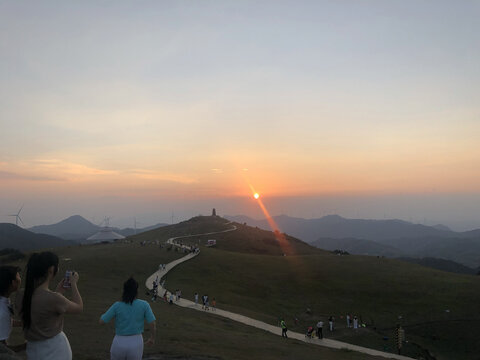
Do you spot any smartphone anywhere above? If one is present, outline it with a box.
[63,270,72,288]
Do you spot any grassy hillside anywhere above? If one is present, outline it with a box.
[8,238,382,360]
[0,223,75,250]
[212,222,323,255]
[134,215,233,242]
[162,240,480,359]
[8,215,479,359]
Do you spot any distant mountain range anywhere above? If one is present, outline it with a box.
[0,223,76,251]
[28,215,168,240]
[226,214,480,268]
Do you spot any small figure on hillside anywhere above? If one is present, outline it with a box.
[211,297,216,311]
[305,326,314,338]
[163,290,168,302]
[329,316,334,331]
[316,320,323,339]
[346,314,351,328]
[194,293,199,305]
[280,319,288,338]
[169,293,174,304]
[204,294,210,311]
[353,316,359,329]
[151,281,158,302]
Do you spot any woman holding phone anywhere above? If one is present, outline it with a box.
[16,251,83,359]
[100,277,156,360]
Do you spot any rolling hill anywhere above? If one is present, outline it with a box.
[396,257,477,275]
[7,215,480,359]
[8,215,379,360]
[226,214,459,242]
[311,237,403,257]
[226,214,480,268]
[0,223,75,250]
[28,215,167,240]
[131,215,480,359]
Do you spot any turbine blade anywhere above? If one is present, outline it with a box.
[18,216,25,226]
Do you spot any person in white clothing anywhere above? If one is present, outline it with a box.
[316,320,323,339]
[0,266,22,350]
[353,316,359,329]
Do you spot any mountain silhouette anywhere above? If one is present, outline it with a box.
[29,215,100,240]
[0,223,75,251]
[225,214,458,242]
[225,214,480,267]
[29,215,168,240]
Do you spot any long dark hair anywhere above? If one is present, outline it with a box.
[0,266,21,296]
[122,277,138,304]
[22,252,59,329]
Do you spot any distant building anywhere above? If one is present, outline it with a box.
[212,208,216,216]
[86,227,125,243]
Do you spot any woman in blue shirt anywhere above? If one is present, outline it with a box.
[100,278,156,360]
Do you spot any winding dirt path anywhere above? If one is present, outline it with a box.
[145,226,414,360]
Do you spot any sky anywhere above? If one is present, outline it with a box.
[1,1,479,230]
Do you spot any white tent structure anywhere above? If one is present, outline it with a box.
[86,227,125,243]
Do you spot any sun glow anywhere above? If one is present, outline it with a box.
[254,193,259,199]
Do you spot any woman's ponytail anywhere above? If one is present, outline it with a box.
[21,252,59,329]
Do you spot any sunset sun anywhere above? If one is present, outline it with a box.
[254,193,259,199]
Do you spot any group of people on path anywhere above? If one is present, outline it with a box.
[0,251,156,360]
[193,293,216,311]
[281,313,363,340]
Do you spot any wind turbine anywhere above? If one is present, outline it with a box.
[133,217,146,235]
[8,205,25,227]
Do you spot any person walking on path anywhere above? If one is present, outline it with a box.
[151,281,158,302]
[329,316,334,332]
[211,297,216,311]
[280,319,288,338]
[204,295,209,311]
[346,314,351,328]
[316,320,323,339]
[16,251,83,360]
[353,316,359,329]
[100,277,156,360]
[194,293,198,305]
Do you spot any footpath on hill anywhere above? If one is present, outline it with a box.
[145,225,414,360]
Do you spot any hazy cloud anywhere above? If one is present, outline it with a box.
[0,170,64,182]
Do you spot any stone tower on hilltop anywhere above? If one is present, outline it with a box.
[212,208,216,216]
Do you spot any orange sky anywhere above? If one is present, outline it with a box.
[1,2,479,229]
